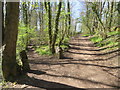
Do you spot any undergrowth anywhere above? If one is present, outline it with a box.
[82,34,91,37]
[35,44,69,55]
[35,45,52,55]
[82,30,119,50]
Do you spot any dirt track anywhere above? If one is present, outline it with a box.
[15,35,119,89]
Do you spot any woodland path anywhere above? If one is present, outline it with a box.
[16,35,119,89]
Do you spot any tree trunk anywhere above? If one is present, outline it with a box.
[92,3,106,38]
[20,50,30,73]
[2,2,21,81]
[2,2,4,45]
[117,2,120,25]
[86,3,92,35]
[108,2,114,31]
[67,0,71,36]
[44,2,53,53]
[22,3,29,50]
[51,2,62,54]
[48,2,53,53]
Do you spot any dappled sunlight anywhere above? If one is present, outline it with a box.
[1,1,119,89]
[24,35,119,88]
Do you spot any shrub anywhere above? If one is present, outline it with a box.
[35,45,52,55]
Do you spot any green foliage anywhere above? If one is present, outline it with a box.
[90,30,119,49]
[0,80,9,88]
[60,44,69,51]
[82,34,90,37]
[35,45,52,55]
[107,41,118,46]
[60,45,68,48]
[61,11,71,16]
[17,22,36,51]
[96,40,118,47]
[108,31,118,36]
[63,37,70,44]
[0,81,17,88]
[80,2,119,51]
[90,36,103,43]
[16,22,36,64]
[17,23,35,51]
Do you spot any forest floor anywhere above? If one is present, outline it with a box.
[11,35,119,89]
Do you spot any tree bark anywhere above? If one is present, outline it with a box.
[44,2,53,53]
[22,3,29,50]
[20,50,30,73]
[117,2,120,25]
[67,0,71,36]
[51,2,62,54]
[108,2,114,31]
[2,2,21,81]
[2,2,4,45]
[48,2,53,53]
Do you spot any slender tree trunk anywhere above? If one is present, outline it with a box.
[67,0,71,36]
[41,4,44,31]
[105,2,109,27]
[117,2,120,25]
[117,3,120,14]
[23,3,29,50]
[51,2,62,54]
[2,2,21,81]
[92,3,106,38]
[2,2,4,45]
[44,2,53,53]
[108,2,114,31]
[39,2,44,32]
[48,2,52,52]
[86,3,92,35]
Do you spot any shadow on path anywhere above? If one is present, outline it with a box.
[67,49,119,56]
[62,53,118,62]
[102,69,120,79]
[26,70,120,88]
[69,43,95,47]
[29,59,120,69]
[26,35,119,88]
[17,71,84,89]
[70,45,119,51]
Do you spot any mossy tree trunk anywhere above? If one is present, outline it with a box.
[2,2,21,81]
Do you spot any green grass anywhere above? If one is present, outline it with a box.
[0,80,9,88]
[82,34,90,37]
[35,44,70,55]
[90,36,103,43]
[63,37,70,44]
[60,44,69,51]
[35,45,52,55]
[60,45,68,49]
[105,41,118,47]
[90,30,119,50]
[107,31,118,36]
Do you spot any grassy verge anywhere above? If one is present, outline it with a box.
[35,45,52,55]
[82,34,91,37]
[82,30,119,50]
[35,44,70,55]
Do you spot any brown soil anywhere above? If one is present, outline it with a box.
[13,35,120,89]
